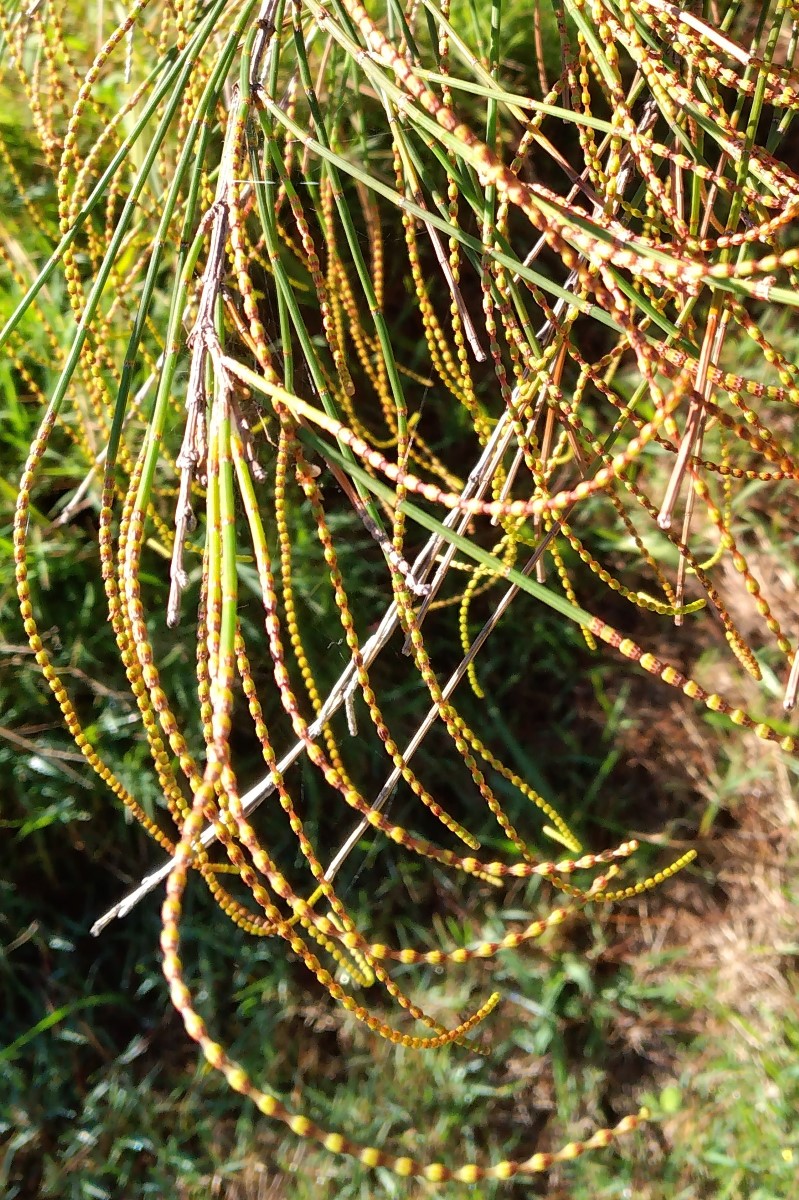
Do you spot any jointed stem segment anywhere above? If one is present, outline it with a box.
[8,0,799,1183]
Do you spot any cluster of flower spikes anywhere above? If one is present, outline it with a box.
[5,0,799,1183]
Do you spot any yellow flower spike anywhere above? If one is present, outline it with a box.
[12,0,799,1184]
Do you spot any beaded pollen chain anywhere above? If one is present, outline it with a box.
[5,0,799,1184]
